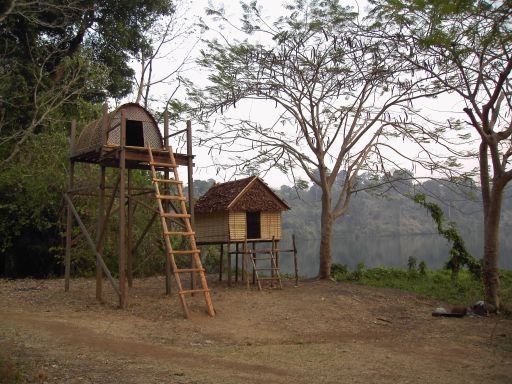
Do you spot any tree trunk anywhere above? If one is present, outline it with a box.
[319,188,334,279]
[482,183,504,308]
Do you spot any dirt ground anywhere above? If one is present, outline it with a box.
[0,276,511,383]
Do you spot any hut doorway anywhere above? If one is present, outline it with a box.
[246,211,261,239]
[126,119,144,147]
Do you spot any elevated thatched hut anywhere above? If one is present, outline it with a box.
[194,176,290,244]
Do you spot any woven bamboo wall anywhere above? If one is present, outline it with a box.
[228,211,246,241]
[195,212,229,243]
[260,212,282,240]
[197,211,283,242]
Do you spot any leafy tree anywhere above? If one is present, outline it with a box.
[0,0,175,165]
[193,0,440,278]
[369,0,512,308]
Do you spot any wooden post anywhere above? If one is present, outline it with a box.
[271,237,275,288]
[163,109,172,295]
[227,242,232,287]
[186,120,197,292]
[244,239,250,290]
[119,110,127,308]
[64,120,76,292]
[219,243,224,281]
[252,241,256,285]
[293,233,298,286]
[127,169,134,288]
[101,102,108,145]
[235,242,239,283]
[95,166,106,301]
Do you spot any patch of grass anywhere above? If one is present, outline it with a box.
[331,262,512,307]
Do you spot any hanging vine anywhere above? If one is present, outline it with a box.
[413,194,481,279]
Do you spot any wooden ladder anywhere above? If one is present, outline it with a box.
[148,145,215,318]
[250,248,283,291]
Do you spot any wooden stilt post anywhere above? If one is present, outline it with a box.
[219,243,224,281]
[271,237,275,288]
[64,119,76,292]
[252,241,256,285]
[187,120,196,292]
[244,238,250,289]
[96,166,106,301]
[293,233,298,286]
[119,110,127,308]
[227,242,232,287]
[235,242,239,283]
[127,169,134,288]
[163,109,172,295]
[276,239,280,270]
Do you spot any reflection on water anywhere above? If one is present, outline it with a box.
[277,232,512,278]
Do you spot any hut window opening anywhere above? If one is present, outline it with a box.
[126,120,144,147]
[246,211,261,239]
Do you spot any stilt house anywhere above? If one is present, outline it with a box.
[194,176,290,244]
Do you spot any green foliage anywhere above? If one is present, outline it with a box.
[332,263,512,306]
[0,0,175,163]
[413,194,481,278]
[418,260,427,276]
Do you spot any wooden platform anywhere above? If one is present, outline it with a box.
[71,145,191,169]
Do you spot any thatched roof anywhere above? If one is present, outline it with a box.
[73,102,163,156]
[195,176,290,214]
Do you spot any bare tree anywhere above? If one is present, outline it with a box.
[132,0,200,114]
[193,0,442,278]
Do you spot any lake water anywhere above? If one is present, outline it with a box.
[276,232,512,278]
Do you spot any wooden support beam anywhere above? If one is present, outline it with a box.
[96,166,106,301]
[118,110,127,308]
[227,242,232,287]
[187,120,196,292]
[127,169,134,288]
[64,120,76,292]
[64,194,120,297]
[163,109,172,295]
[252,241,256,285]
[293,233,299,286]
[235,242,239,283]
[219,243,224,282]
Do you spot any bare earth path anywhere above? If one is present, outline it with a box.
[1,277,511,383]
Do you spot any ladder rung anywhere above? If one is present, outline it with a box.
[153,178,182,184]
[156,195,186,201]
[165,231,195,236]
[170,250,200,255]
[150,161,175,168]
[252,257,274,261]
[257,277,281,280]
[175,268,205,273]
[161,213,191,218]
[179,289,210,295]
[255,268,279,271]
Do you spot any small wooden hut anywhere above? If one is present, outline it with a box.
[195,176,290,244]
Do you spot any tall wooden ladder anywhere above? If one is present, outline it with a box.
[250,246,283,291]
[148,145,215,318]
